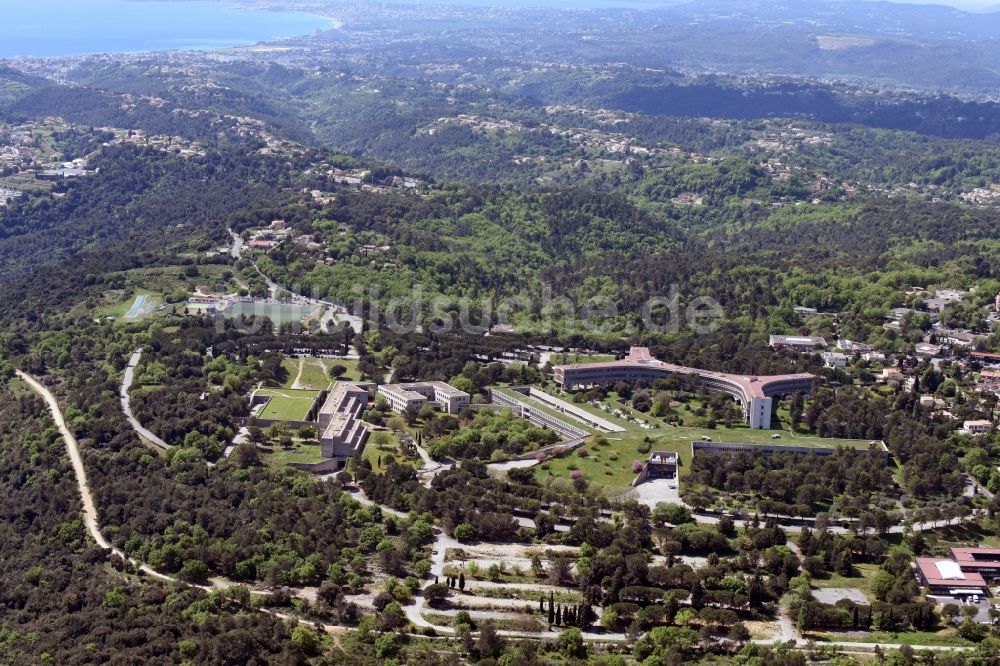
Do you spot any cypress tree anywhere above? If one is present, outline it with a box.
[459,572,465,591]
[547,599,555,625]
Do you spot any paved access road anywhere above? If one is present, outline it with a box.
[11,369,980,652]
[120,349,171,450]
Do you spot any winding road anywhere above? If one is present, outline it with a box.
[11,368,978,653]
[120,349,171,450]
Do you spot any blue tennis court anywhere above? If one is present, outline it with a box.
[124,294,149,319]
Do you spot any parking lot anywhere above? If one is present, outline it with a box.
[929,595,995,625]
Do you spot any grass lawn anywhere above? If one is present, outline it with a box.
[549,352,616,365]
[281,356,362,390]
[96,264,245,320]
[812,563,881,601]
[97,289,164,319]
[256,388,321,421]
[926,522,1000,553]
[529,385,878,496]
[120,264,241,296]
[266,439,328,467]
[360,431,410,473]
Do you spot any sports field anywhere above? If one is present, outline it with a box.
[125,293,154,318]
[256,388,321,422]
[99,289,163,319]
[225,302,319,325]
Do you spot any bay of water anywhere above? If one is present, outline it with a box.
[0,0,332,58]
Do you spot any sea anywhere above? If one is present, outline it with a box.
[0,0,332,59]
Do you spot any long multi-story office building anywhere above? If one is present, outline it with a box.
[378,381,470,414]
[692,440,888,459]
[553,347,814,429]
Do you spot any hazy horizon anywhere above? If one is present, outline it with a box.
[382,0,1000,11]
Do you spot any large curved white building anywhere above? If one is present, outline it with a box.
[553,347,814,429]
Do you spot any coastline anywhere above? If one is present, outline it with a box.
[0,0,335,60]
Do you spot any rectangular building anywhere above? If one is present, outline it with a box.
[769,335,828,352]
[378,381,470,414]
[317,382,370,458]
[963,420,993,435]
[916,557,986,596]
[692,440,888,460]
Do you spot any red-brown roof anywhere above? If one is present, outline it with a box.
[952,547,1000,570]
[916,557,986,589]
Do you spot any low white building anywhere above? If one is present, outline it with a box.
[769,334,827,352]
[378,381,470,414]
[915,342,943,357]
[823,352,849,368]
[963,420,993,435]
[919,395,948,410]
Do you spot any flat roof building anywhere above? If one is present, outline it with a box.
[915,343,943,357]
[317,382,370,458]
[916,557,986,596]
[692,440,888,460]
[963,420,993,435]
[646,451,678,478]
[553,347,814,430]
[769,335,828,352]
[952,548,1000,579]
[378,381,470,414]
[915,547,1000,597]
